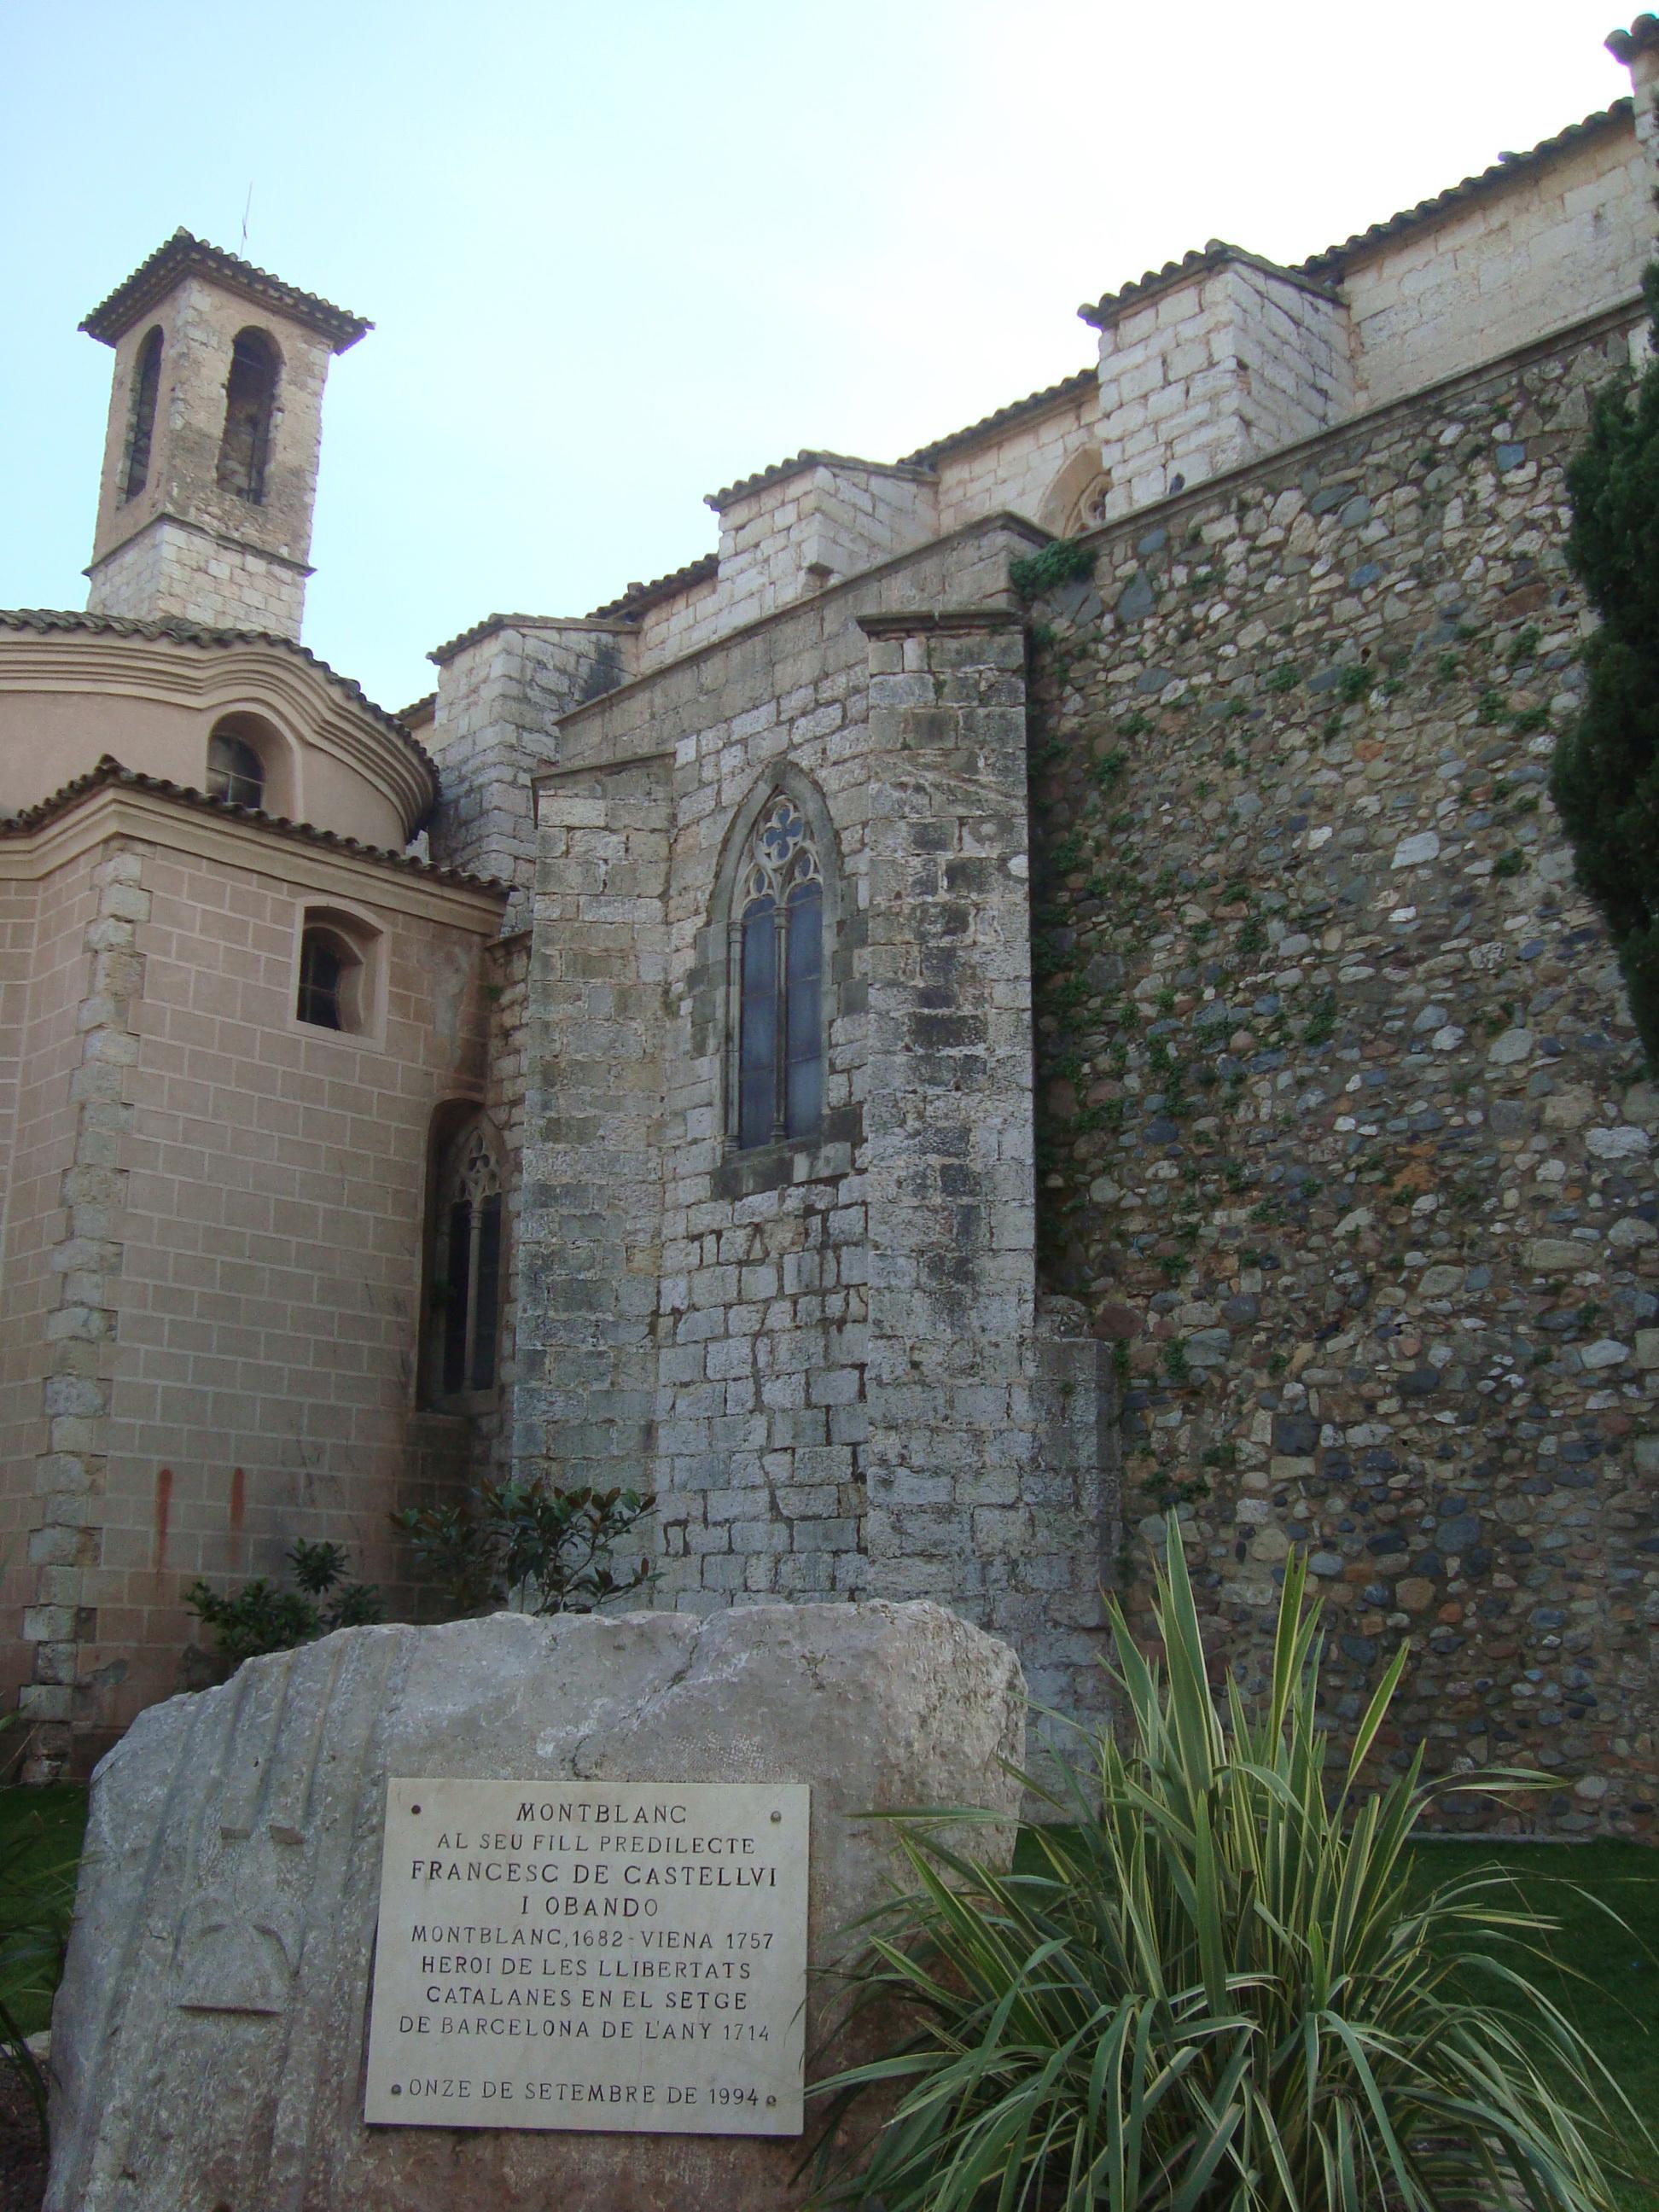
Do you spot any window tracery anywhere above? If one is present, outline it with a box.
[430,1117,504,1400]
[731,795,824,1150]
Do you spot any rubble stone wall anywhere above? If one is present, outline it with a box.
[1024,301,1659,1835]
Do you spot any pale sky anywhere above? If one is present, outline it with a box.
[0,1,1639,713]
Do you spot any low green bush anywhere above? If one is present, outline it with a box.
[185,1539,382,1670]
[811,1525,1645,2212]
[186,1481,657,1672]
[391,1478,655,1618]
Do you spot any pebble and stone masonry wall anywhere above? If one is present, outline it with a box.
[1024,303,1658,1833]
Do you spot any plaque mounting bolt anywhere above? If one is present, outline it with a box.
[770,1811,781,1823]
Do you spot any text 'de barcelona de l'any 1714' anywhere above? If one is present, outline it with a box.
[364,1779,810,2135]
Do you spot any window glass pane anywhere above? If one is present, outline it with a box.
[297,933,343,1029]
[442,1199,472,1396]
[207,732,265,810]
[785,878,823,1138]
[471,1194,502,1391]
[738,894,777,1149]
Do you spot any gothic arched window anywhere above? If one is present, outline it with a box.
[429,1116,504,1401]
[731,795,824,1150]
[216,328,280,504]
[124,326,163,502]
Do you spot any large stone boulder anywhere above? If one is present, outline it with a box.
[47,1600,1025,2211]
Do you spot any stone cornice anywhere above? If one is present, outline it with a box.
[0,618,436,835]
[857,609,1025,638]
[0,765,507,927]
[84,509,315,580]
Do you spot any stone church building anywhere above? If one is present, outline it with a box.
[3,18,1658,1821]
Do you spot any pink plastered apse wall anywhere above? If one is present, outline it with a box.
[65,830,500,1743]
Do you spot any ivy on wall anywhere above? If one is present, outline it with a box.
[1554,266,1659,1073]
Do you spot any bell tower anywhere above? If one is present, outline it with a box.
[79,230,370,640]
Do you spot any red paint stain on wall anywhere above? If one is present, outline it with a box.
[152,1467,172,1572]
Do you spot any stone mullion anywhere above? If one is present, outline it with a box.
[771,902,789,1145]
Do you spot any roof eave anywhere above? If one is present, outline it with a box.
[80,229,371,354]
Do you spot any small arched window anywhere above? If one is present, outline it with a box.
[123,326,163,502]
[429,1117,504,1400]
[207,728,265,809]
[297,926,353,1030]
[732,795,824,1149]
[294,907,380,1036]
[216,328,280,504]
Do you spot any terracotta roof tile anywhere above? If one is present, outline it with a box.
[428,613,562,666]
[428,606,649,665]
[1608,15,1659,62]
[586,554,720,621]
[0,754,508,896]
[80,229,370,352]
[1080,241,1337,329]
[0,608,434,785]
[704,450,935,514]
[1297,102,1633,278]
[898,370,1097,467]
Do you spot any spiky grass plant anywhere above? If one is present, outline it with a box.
[810,1528,1647,2212]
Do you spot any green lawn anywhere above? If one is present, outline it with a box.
[0,1784,85,2038]
[1411,1841,1659,2206]
[0,1791,1651,2202]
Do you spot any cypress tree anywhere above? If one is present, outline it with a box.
[1553,266,1659,1072]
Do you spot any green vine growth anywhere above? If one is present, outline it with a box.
[1553,262,1659,1069]
[1009,538,1097,599]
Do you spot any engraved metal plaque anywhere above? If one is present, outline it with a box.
[364,1779,810,2134]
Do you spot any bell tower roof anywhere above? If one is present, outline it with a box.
[79,228,371,354]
